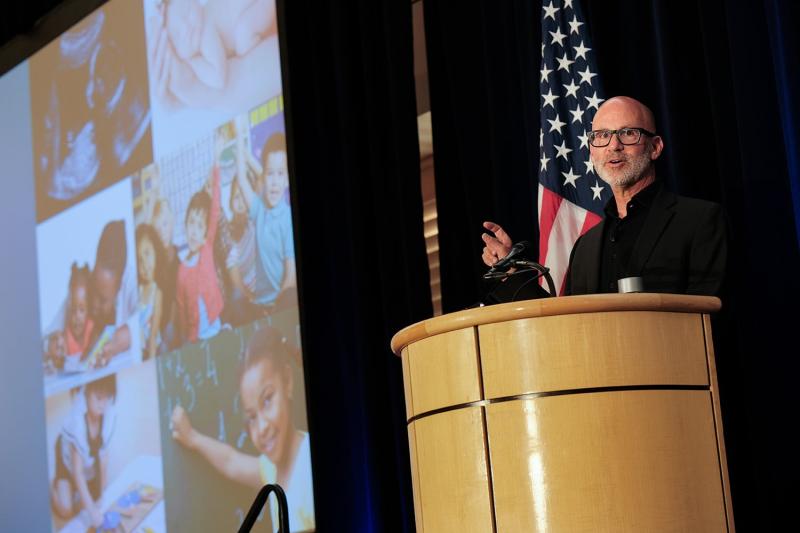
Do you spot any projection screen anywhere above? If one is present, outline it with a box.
[0,0,315,531]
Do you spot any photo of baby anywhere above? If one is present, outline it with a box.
[38,178,141,398]
[130,100,298,357]
[144,0,283,159]
[158,319,313,532]
[29,0,152,222]
[45,360,165,533]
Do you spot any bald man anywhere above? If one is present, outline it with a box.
[482,96,727,296]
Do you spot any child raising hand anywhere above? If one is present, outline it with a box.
[175,167,223,344]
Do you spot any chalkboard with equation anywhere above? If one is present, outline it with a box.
[157,312,307,532]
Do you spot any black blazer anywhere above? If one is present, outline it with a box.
[566,186,727,296]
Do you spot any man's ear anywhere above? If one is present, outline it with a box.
[650,135,665,160]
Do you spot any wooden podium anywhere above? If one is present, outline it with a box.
[391,294,734,533]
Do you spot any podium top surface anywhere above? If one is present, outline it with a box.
[391,293,721,355]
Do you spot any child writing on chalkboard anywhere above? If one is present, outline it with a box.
[50,374,117,529]
[171,326,314,530]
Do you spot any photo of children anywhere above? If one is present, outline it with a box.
[29,0,152,222]
[50,374,117,529]
[38,178,141,398]
[143,0,283,160]
[233,103,297,311]
[136,223,165,359]
[132,130,230,354]
[61,263,95,358]
[176,163,225,344]
[46,360,165,533]
[131,100,299,357]
[158,319,313,532]
[132,163,181,357]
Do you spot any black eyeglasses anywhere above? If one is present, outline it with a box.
[587,127,657,147]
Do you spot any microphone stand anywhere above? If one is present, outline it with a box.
[482,259,557,299]
[238,484,290,533]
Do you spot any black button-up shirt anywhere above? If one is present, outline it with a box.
[599,181,661,293]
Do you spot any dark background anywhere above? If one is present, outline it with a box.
[425,1,800,531]
[3,0,799,531]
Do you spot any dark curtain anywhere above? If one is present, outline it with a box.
[423,0,541,311]
[765,0,800,249]
[425,0,799,530]
[279,1,430,531]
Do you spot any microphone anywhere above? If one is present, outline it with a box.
[488,241,531,273]
[481,256,556,303]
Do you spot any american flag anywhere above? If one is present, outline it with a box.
[537,0,608,294]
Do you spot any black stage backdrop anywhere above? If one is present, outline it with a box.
[425,0,800,530]
[279,1,431,530]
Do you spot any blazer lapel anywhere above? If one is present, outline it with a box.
[628,187,677,276]
[582,220,604,294]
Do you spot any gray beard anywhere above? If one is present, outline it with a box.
[595,153,652,188]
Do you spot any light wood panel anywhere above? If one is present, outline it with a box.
[412,408,494,533]
[407,422,424,533]
[485,391,728,532]
[406,328,481,417]
[401,347,414,420]
[395,298,732,532]
[391,293,721,354]
[479,311,708,399]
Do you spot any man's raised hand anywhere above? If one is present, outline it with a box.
[481,221,513,267]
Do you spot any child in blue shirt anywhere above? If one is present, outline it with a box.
[235,131,295,307]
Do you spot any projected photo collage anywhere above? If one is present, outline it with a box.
[30,1,314,532]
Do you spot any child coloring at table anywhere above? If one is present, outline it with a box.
[65,262,95,357]
[50,374,118,529]
[45,262,96,372]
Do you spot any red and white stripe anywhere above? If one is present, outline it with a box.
[538,185,602,294]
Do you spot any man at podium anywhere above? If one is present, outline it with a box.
[482,96,727,297]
